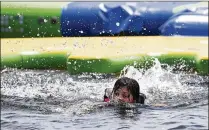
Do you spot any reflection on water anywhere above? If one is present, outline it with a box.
[1,60,208,130]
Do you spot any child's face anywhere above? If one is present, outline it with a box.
[112,87,134,103]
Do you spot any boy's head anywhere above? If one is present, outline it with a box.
[111,77,140,103]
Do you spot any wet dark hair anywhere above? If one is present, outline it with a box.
[112,77,140,103]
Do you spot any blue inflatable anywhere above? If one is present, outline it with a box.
[60,2,208,37]
[160,7,208,36]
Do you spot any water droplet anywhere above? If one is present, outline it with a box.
[116,22,120,26]
[44,19,47,23]
[79,30,83,33]
[37,33,40,36]
[57,30,60,33]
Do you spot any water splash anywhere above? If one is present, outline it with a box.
[1,59,208,115]
[120,59,208,107]
[1,69,115,115]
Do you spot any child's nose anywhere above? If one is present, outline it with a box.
[118,96,125,102]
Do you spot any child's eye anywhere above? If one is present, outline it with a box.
[123,95,129,98]
[115,93,119,96]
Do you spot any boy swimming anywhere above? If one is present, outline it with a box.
[104,77,146,104]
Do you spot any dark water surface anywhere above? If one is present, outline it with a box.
[1,63,208,130]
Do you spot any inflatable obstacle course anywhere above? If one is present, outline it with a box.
[21,51,68,69]
[61,2,208,37]
[1,2,68,38]
[1,52,68,70]
[1,53,23,68]
[1,2,208,38]
[1,2,208,75]
[1,36,208,75]
[196,58,208,75]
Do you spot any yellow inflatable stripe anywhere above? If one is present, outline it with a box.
[2,36,208,59]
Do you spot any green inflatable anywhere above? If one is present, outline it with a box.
[2,36,207,75]
[1,2,67,38]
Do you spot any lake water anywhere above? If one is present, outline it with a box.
[1,61,208,130]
